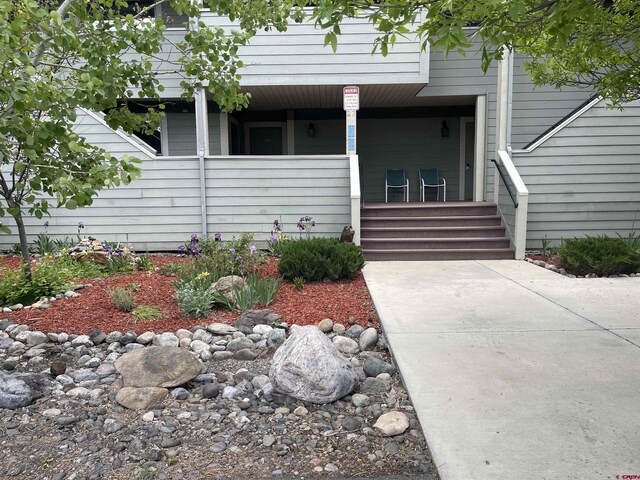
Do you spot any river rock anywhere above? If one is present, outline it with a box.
[269,325,358,404]
[0,372,50,409]
[363,356,396,377]
[116,387,169,410]
[235,309,281,334]
[373,411,410,436]
[206,323,237,335]
[114,346,202,388]
[359,328,378,351]
[333,336,359,355]
[152,332,179,348]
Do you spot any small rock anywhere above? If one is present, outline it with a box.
[333,336,359,355]
[351,393,371,407]
[235,309,281,334]
[267,328,286,348]
[42,408,62,418]
[363,357,396,377]
[345,325,365,339]
[50,360,67,377]
[89,330,106,344]
[342,416,363,431]
[222,386,243,399]
[171,387,189,400]
[105,331,122,343]
[206,323,237,335]
[142,411,154,422]
[293,406,308,416]
[71,335,93,347]
[152,332,179,347]
[332,323,346,335]
[318,318,334,333]
[136,332,154,345]
[116,387,168,410]
[26,331,48,346]
[359,328,378,351]
[361,377,391,394]
[263,434,276,447]
[253,324,273,336]
[202,383,219,399]
[227,337,254,352]
[373,411,410,436]
[233,349,260,360]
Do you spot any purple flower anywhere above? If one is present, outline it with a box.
[311,221,316,227]
[178,244,185,253]
[270,233,278,243]
[249,244,257,255]
[229,248,236,254]
[214,233,222,242]
[43,221,49,229]
[236,255,242,262]
[273,220,281,232]
[191,233,199,242]
[78,222,85,230]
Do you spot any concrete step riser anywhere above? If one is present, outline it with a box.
[361,218,502,228]
[361,228,506,239]
[361,239,511,250]
[363,206,497,217]
[364,250,515,261]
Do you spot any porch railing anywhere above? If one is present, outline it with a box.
[494,150,529,259]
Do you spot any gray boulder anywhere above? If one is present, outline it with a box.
[0,372,51,409]
[114,346,202,388]
[210,275,245,302]
[235,309,281,334]
[363,356,396,377]
[116,386,168,410]
[359,328,379,351]
[269,325,358,404]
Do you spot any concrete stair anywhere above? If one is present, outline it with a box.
[361,202,514,261]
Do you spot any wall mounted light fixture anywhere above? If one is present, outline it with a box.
[441,120,450,138]
[307,122,316,137]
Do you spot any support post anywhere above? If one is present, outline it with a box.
[194,88,209,237]
[494,51,510,204]
[219,112,229,155]
[349,155,361,246]
[474,95,486,201]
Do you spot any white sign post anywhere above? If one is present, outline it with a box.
[343,86,359,155]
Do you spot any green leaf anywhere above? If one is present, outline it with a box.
[65,199,78,209]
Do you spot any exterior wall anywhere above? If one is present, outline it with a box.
[0,111,203,251]
[293,117,463,202]
[513,99,640,248]
[205,156,351,246]
[165,112,221,156]
[511,55,593,149]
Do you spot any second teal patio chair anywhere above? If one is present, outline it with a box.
[419,168,446,202]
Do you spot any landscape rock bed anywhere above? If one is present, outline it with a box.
[525,253,640,278]
[0,314,438,479]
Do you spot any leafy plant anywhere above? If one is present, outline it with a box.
[211,274,281,312]
[33,233,56,255]
[136,255,154,271]
[110,286,136,313]
[278,238,365,282]
[296,215,316,239]
[131,305,163,322]
[174,281,213,319]
[293,276,304,291]
[105,255,135,275]
[541,234,551,257]
[559,236,640,276]
[158,262,181,276]
[53,237,75,252]
[125,282,142,292]
[618,231,640,252]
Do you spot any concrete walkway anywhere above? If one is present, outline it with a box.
[363,260,640,480]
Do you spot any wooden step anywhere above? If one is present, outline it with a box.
[361,215,503,228]
[363,248,515,261]
[361,237,511,250]
[361,226,506,239]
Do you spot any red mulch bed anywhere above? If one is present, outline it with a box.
[1,256,378,334]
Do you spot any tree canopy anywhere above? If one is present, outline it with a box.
[309,0,640,105]
[0,0,303,270]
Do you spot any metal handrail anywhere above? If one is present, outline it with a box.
[491,158,518,208]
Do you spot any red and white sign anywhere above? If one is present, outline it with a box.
[343,86,360,111]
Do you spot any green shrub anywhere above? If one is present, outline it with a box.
[131,305,163,321]
[0,255,106,306]
[278,238,365,282]
[559,236,640,276]
[158,261,181,276]
[136,255,154,271]
[180,233,266,276]
[105,255,135,275]
[212,274,281,312]
[110,286,136,312]
[174,281,213,318]
[33,233,56,255]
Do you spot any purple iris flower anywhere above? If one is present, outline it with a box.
[214,233,222,242]
[178,244,185,253]
[249,244,257,255]
[271,233,278,243]
[43,221,49,229]
[229,248,235,254]
[236,255,242,262]
[78,222,85,230]
[191,233,198,242]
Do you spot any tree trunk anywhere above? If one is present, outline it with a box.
[12,210,32,279]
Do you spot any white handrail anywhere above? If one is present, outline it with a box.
[349,155,361,246]
[497,150,529,259]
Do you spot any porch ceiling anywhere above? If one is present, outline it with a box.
[234,84,476,110]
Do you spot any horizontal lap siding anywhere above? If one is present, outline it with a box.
[204,156,350,247]
[513,100,640,248]
[0,112,201,252]
[199,13,426,87]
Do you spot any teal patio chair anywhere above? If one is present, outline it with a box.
[385,169,409,203]
[419,168,446,202]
